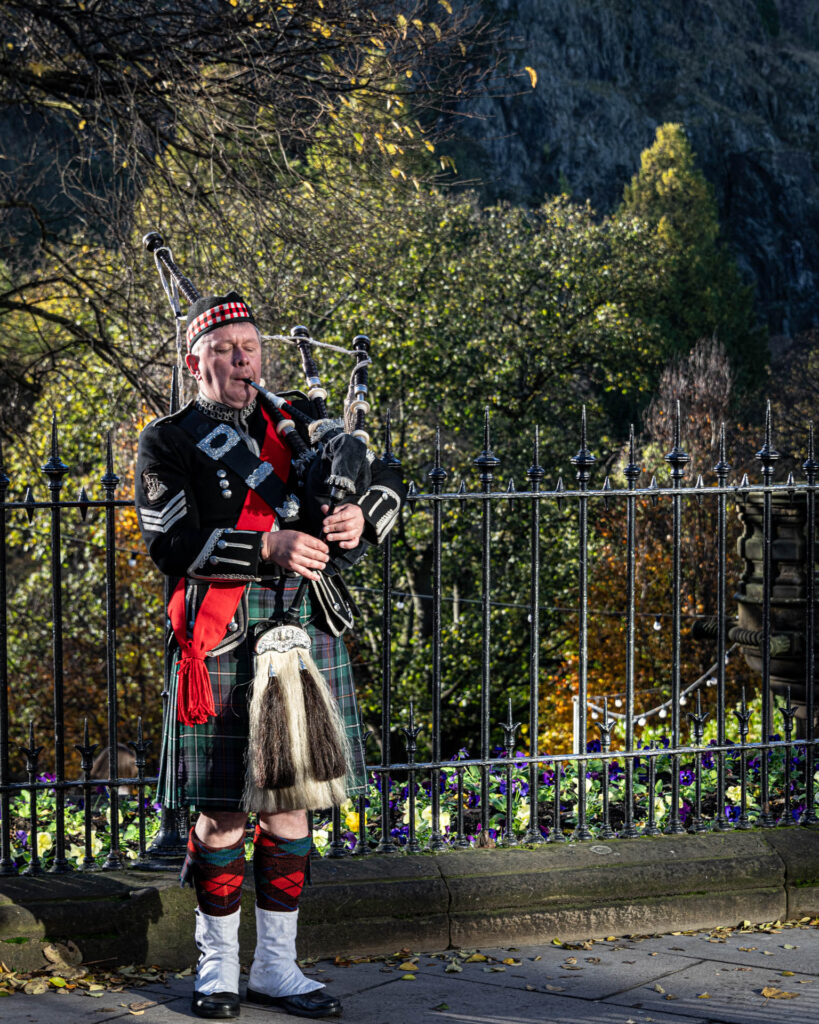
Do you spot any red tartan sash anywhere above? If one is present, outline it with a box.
[168,406,291,726]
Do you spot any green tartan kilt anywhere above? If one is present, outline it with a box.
[157,577,366,812]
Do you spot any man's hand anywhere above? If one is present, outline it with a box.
[260,530,329,581]
[321,503,365,549]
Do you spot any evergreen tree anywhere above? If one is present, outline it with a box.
[619,123,765,397]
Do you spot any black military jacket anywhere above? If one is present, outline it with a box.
[135,391,404,605]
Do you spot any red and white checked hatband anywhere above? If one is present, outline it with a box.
[186,300,253,349]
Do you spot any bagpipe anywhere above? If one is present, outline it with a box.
[144,230,375,811]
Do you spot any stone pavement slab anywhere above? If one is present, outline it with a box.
[605,958,819,1024]
[0,986,178,1023]
[630,928,819,974]
[405,943,701,1000]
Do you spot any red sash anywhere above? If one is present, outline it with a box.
[168,407,291,725]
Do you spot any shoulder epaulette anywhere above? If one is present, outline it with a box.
[142,399,196,432]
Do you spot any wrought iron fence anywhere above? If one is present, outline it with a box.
[0,400,816,875]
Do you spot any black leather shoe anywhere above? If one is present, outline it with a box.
[245,987,341,1018]
[192,990,241,1019]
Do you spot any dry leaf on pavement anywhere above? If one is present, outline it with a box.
[761,987,798,999]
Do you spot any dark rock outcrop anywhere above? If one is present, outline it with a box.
[452,0,819,336]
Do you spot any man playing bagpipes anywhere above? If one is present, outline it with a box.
[136,290,404,1019]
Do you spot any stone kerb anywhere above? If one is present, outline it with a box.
[0,829,817,972]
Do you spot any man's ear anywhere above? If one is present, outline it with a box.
[185,351,199,378]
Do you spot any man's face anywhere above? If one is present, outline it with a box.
[185,322,262,409]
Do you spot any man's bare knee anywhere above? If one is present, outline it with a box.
[195,811,248,847]
[258,809,309,839]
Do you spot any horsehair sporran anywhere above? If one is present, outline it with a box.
[243,642,351,813]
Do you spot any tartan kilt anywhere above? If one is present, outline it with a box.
[157,576,366,812]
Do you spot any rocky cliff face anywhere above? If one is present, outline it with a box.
[453,0,819,338]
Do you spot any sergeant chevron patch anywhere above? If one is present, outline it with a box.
[139,490,187,533]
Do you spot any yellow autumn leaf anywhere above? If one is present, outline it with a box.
[424,139,435,152]
[439,0,452,12]
[761,987,798,999]
[524,66,537,88]
[78,119,87,130]
[464,953,487,962]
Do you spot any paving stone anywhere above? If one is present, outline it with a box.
[646,930,819,975]
[0,986,177,1023]
[605,957,819,1024]
[405,944,702,1000]
[337,972,710,1024]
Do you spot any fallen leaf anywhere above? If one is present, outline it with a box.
[532,956,541,961]
[525,985,536,992]
[781,971,795,977]
[433,1004,449,1012]
[129,1002,157,1011]
[664,994,678,1000]
[24,979,49,995]
[485,966,505,973]
[653,984,666,995]
[397,961,418,971]
[585,957,601,964]
[502,958,520,965]
[605,936,616,942]
[761,950,775,956]
[551,938,563,946]
[545,984,563,992]
[561,965,583,971]
[564,957,577,964]
[464,954,487,963]
[174,968,193,978]
[783,944,798,949]
[444,961,462,973]
[50,977,67,987]
[738,946,757,951]
[697,992,711,999]
[761,987,798,999]
[401,973,415,981]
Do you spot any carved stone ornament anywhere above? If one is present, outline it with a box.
[254,624,312,655]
